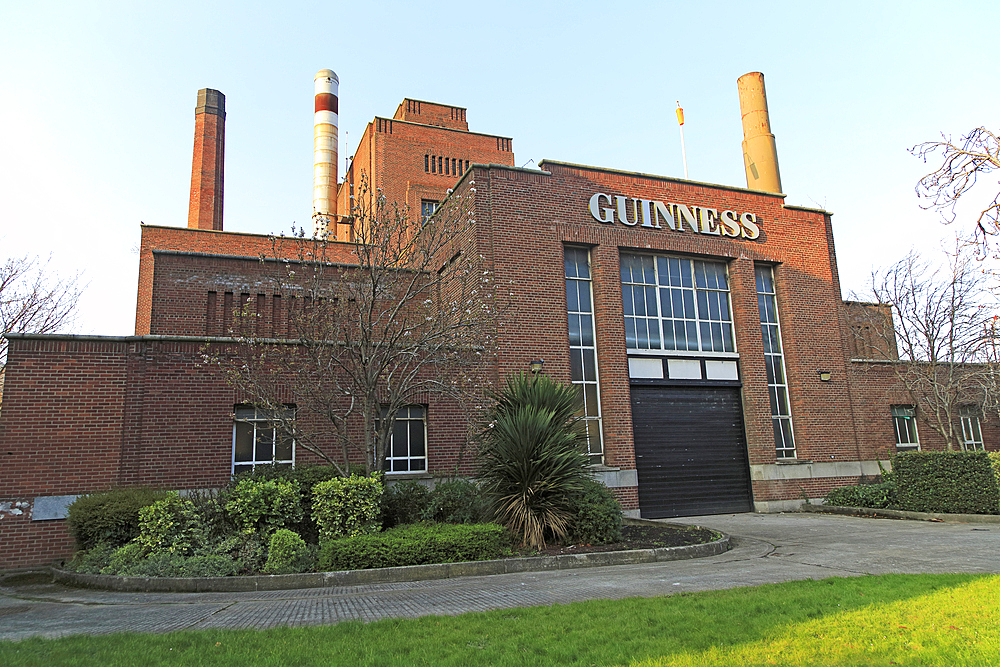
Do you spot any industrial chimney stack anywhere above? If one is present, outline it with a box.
[737,72,782,194]
[187,88,226,230]
[312,69,339,237]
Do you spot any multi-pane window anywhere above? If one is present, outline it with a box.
[891,405,920,451]
[756,266,795,459]
[566,247,604,463]
[382,405,427,473]
[421,200,438,221]
[960,408,984,451]
[620,254,734,353]
[233,405,295,475]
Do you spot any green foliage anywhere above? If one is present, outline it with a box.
[312,473,385,541]
[65,542,116,574]
[990,452,1000,511]
[106,552,238,578]
[65,487,168,550]
[421,480,492,524]
[564,478,623,545]
[380,480,431,528]
[210,533,267,574]
[893,451,1000,514]
[319,522,511,571]
[478,372,591,549]
[824,481,897,509]
[224,477,304,535]
[136,493,207,556]
[264,529,315,575]
[230,464,349,542]
[102,541,145,575]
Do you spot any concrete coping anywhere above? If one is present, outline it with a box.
[801,503,1000,524]
[48,531,731,594]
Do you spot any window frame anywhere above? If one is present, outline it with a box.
[620,253,736,356]
[420,199,439,221]
[381,405,428,474]
[891,405,920,451]
[232,404,295,475]
[756,265,796,459]
[566,246,604,464]
[960,408,984,451]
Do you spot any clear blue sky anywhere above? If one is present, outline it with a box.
[3,1,998,336]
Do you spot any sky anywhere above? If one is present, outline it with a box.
[2,1,998,337]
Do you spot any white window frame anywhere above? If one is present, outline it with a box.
[960,410,984,451]
[620,253,736,355]
[382,405,428,474]
[756,265,795,459]
[232,404,295,475]
[566,246,604,464]
[891,405,920,451]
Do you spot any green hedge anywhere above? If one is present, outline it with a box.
[893,451,1000,515]
[823,481,896,510]
[318,522,511,571]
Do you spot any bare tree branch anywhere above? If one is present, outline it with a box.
[207,176,500,475]
[852,244,990,450]
[1,254,85,368]
[912,128,1000,253]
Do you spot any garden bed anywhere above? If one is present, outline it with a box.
[527,523,720,557]
[50,524,729,593]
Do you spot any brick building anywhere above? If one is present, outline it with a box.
[1,71,996,568]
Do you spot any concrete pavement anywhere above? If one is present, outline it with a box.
[1,512,998,641]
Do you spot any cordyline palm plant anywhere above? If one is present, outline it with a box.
[478,373,590,549]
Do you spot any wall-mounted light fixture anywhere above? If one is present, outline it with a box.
[817,370,832,382]
[529,359,544,375]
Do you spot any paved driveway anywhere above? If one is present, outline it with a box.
[1,512,997,641]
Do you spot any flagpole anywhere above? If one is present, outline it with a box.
[676,101,688,179]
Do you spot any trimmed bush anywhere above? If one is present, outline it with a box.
[421,480,491,525]
[381,480,431,528]
[225,477,304,535]
[66,488,168,550]
[107,552,238,578]
[823,481,896,509]
[893,451,1000,515]
[564,478,623,545]
[312,474,384,541]
[319,522,511,571]
[137,493,207,556]
[990,453,1000,510]
[264,529,314,574]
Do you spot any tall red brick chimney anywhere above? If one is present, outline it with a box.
[187,88,225,230]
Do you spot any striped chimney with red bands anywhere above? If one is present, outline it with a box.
[313,69,339,237]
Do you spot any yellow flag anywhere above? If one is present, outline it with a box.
[675,102,685,126]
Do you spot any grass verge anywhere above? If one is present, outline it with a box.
[1,573,997,666]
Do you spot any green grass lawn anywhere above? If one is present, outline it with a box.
[2,573,997,666]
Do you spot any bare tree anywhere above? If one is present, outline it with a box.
[210,179,498,475]
[912,128,1000,252]
[1,254,85,369]
[855,246,990,449]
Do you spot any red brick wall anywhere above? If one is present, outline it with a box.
[136,226,359,336]
[336,102,514,231]
[453,161,886,505]
[0,334,479,567]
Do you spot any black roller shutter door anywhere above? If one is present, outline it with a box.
[631,385,753,518]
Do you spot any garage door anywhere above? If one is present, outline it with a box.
[631,385,753,518]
